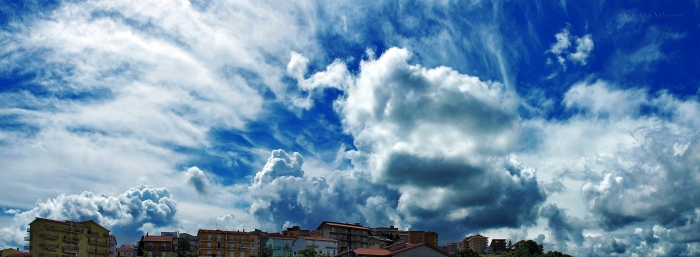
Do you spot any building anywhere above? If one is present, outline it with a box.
[316,221,370,252]
[366,237,392,249]
[462,234,488,253]
[390,243,450,257]
[246,229,266,253]
[160,231,198,256]
[197,229,256,257]
[26,218,111,257]
[292,237,339,256]
[333,248,391,257]
[141,236,177,257]
[489,239,506,252]
[334,243,449,257]
[442,242,459,255]
[116,245,135,257]
[405,231,437,248]
[108,235,117,257]
[264,237,295,256]
[1,248,22,257]
[281,226,313,238]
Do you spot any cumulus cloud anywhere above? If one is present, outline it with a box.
[0,185,177,249]
[569,34,594,65]
[539,204,584,251]
[520,80,700,254]
[301,47,546,238]
[547,28,593,68]
[248,149,403,232]
[185,167,208,195]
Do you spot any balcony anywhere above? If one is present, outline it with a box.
[213,246,224,250]
[63,237,79,243]
[227,238,236,242]
[62,254,78,257]
[39,234,58,239]
[199,246,212,250]
[40,244,60,250]
[24,246,30,250]
[159,247,172,251]
[27,228,31,232]
[63,246,79,253]
[87,232,101,237]
[25,236,31,241]
[87,249,109,255]
[200,238,212,242]
[39,254,57,257]
[88,240,109,246]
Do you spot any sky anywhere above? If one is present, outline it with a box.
[0,0,699,256]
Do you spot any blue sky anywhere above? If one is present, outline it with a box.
[1,0,699,256]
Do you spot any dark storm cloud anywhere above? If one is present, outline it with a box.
[248,149,402,231]
[185,167,208,195]
[539,204,584,249]
[582,130,700,230]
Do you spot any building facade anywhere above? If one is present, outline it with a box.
[27,218,110,257]
[405,231,438,248]
[489,239,506,252]
[109,236,116,257]
[462,235,488,253]
[141,236,176,257]
[197,230,256,257]
[292,237,338,256]
[263,237,294,256]
[316,222,369,253]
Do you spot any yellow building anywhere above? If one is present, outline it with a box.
[26,218,111,257]
[197,229,257,257]
[1,248,22,257]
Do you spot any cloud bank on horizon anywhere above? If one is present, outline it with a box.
[1,0,699,256]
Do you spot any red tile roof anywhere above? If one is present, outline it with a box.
[197,229,250,235]
[298,237,338,242]
[389,243,423,254]
[317,221,370,231]
[352,248,391,256]
[143,236,172,242]
[7,252,29,257]
[31,217,88,227]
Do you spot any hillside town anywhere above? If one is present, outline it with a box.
[5,217,570,257]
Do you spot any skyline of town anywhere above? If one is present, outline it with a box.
[2,1,699,256]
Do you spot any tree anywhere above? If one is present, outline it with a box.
[138,251,151,257]
[258,246,273,257]
[179,238,191,252]
[451,248,480,257]
[164,253,177,257]
[295,248,328,257]
[137,236,145,257]
[511,240,542,257]
[184,252,198,257]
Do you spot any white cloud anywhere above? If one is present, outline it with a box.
[547,28,594,69]
[569,34,594,65]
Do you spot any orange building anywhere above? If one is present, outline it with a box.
[197,230,256,257]
[141,236,176,257]
[316,221,369,253]
[405,231,438,248]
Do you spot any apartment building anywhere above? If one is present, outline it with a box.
[292,237,338,257]
[316,221,369,253]
[263,237,294,256]
[1,248,22,257]
[461,234,488,253]
[405,231,438,248]
[26,218,110,257]
[281,226,313,238]
[141,236,176,257]
[108,236,116,257]
[115,245,134,257]
[197,230,256,257]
